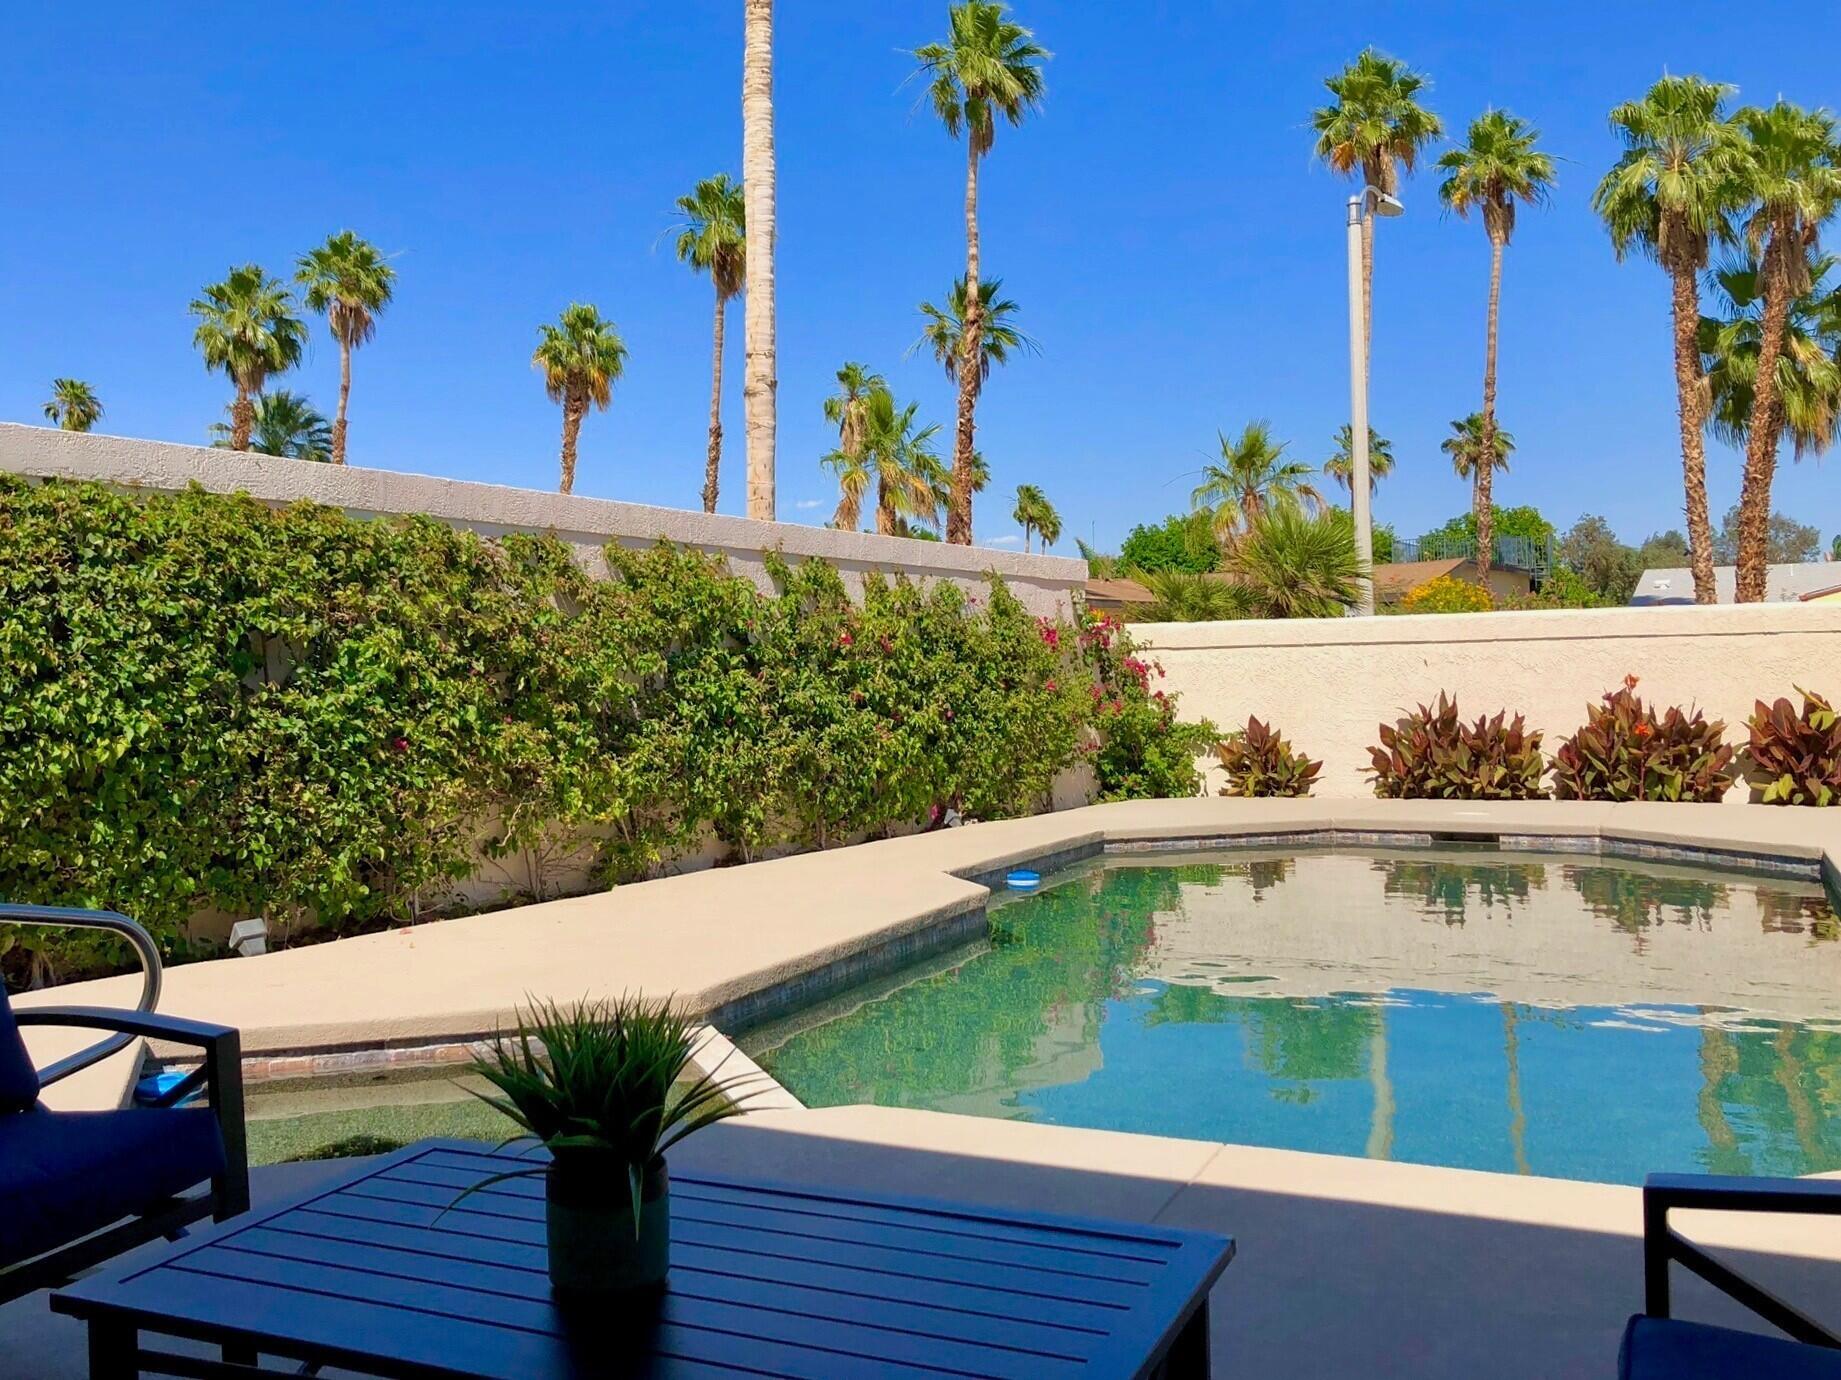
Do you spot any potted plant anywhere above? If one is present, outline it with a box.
[459,995,754,1299]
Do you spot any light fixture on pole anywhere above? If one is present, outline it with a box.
[1347,186,1402,616]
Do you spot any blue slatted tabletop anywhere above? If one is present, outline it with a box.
[52,1139,1234,1378]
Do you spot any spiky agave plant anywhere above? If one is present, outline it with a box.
[461,995,756,1232]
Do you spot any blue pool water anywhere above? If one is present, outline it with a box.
[751,848,1841,1184]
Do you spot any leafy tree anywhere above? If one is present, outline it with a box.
[1311,48,1443,368]
[914,277,1037,389]
[1420,504,1552,563]
[1118,513,1219,574]
[1221,508,1363,619]
[1323,425,1394,492]
[1712,504,1821,564]
[1701,254,1841,461]
[741,0,775,520]
[1191,421,1324,547]
[1636,530,1693,569]
[1558,514,1643,603]
[532,304,627,495]
[190,264,306,452]
[820,363,887,530]
[1011,483,1060,552]
[209,391,333,462]
[1438,110,1555,578]
[1513,565,1606,610]
[42,378,103,433]
[913,1,1048,544]
[673,174,747,513]
[1372,521,1397,564]
[295,230,395,466]
[1594,75,1746,604]
[1726,101,1841,601]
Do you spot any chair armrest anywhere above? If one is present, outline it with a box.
[1646,1173,1841,1216]
[14,1005,238,1050]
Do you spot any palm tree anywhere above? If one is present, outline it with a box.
[823,386,940,536]
[1702,254,1841,461]
[42,378,103,433]
[1726,102,1841,602]
[1593,76,1747,605]
[1190,421,1325,546]
[1443,413,1515,486]
[1222,508,1364,619]
[674,174,747,513]
[209,390,333,462]
[1323,424,1394,492]
[190,265,306,452]
[913,1,1048,545]
[820,363,885,529]
[295,231,395,466]
[1137,570,1254,622]
[1438,110,1556,579]
[532,304,627,495]
[914,277,1037,390]
[1311,49,1443,369]
[740,0,777,521]
[927,449,987,527]
[1011,483,1060,552]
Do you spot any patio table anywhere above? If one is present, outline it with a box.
[52,1138,1234,1378]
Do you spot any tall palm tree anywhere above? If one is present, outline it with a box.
[1011,483,1060,552]
[1311,49,1443,369]
[1190,421,1325,546]
[532,304,627,495]
[913,1,1048,545]
[209,390,333,462]
[823,386,940,536]
[928,449,987,525]
[1443,412,1515,481]
[1593,76,1747,605]
[913,277,1037,389]
[1701,254,1841,461]
[190,265,306,452]
[742,0,777,521]
[42,378,103,433]
[295,231,395,466]
[1727,101,1841,601]
[820,363,885,528]
[674,173,747,513]
[1323,424,1394,492]
[1437,110,1556,579]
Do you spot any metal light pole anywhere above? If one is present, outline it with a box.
[1346,187,1402,616]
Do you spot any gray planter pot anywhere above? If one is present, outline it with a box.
[545,1154,669,1299]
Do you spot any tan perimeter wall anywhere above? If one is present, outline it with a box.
[0,424,1087,618]
[1135,603,1841,802]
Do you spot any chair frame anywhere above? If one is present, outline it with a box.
[1,906,249,1304]
[1642,1172,1841,1349]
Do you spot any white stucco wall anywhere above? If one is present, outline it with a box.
[1135,603,1841,802]
[0,424,1087,617]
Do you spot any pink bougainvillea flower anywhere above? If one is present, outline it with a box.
[391,736,409,753]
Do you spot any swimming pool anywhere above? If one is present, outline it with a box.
[748,846,1841,1185]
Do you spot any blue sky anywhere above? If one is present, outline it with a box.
[1,2,1835,553]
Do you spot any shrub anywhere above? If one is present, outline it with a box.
[1215,718,1321,798]
[1219,508,1363,619]
[1506,566,1606,610]
[0,479,1210,986]
[1747,687,1841,805]
[1551,676,1735,802]
[1368,693,1548,800]
[1401,575,1494,614]
[1077,613,1216,801]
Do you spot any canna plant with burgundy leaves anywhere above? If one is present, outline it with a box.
[1551,676,1734,803]
[1368,693,1548,800]
[1746,687,1841,806]
[1216,717,1322,798]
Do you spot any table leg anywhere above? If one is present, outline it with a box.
[88,1318,138,1380]
[1165,1299,1210,1379]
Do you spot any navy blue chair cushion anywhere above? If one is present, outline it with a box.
[0,986,38,1112]
[0,1104,226,1268]
[1621,1315,1841,1379]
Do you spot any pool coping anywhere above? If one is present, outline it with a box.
[19,798,1839,1108]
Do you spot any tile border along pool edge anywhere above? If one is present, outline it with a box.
[23,798,1839,1103]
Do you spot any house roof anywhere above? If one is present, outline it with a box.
[1084,577,1157,607]
[1372,558,1468,599]
[1630,562,1841,606]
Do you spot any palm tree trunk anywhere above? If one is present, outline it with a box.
[876,478,896,536]
[1669,267,1718,603]
[741,0,776,522]
[332,336,353,466]
[1475,233,1504,579]
[947,140,983,545]
[558,394,585,495]
[231,385,254,452]
[1734,243,1792,603]
[703,289,727,513]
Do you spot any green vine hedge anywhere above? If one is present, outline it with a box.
[0,479,1208,984]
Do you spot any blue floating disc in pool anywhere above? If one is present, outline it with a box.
[133,1069,195,1107]
[1006,869,1041,891]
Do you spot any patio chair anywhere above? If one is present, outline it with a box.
[1622,1173,1841,1378]
[0,904,248,1303]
